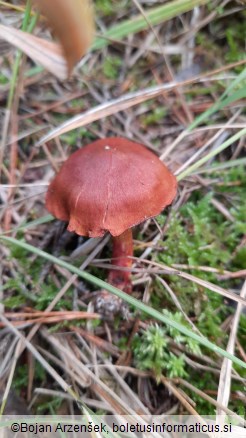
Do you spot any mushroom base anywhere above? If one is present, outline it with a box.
[107,228,133,294]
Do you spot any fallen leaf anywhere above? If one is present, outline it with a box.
[35,0,94,73]
[0,0,94,79]
[0,24,67,80]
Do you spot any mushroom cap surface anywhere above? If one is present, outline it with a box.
[45,137,177,237]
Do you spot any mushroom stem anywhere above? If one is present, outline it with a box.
[107,228,133,294]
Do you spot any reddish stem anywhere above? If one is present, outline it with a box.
[107,228,133,294]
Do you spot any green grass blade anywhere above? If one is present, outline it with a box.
[1,235,246,370]
[1,214,54,236]
[221,66,246,98]
[192,157,246,174]
[177,127,246,180]
[92,0,208,51]
[7,0,34,108]
[188,87,246,131]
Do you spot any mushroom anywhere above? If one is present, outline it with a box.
[45,137,177,311]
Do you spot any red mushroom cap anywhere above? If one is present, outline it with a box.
[45,137,177,237]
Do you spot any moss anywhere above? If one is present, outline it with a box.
[102,55,122,79]
[132,313,201,381]
[155,166,245,314]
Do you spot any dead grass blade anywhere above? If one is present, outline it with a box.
[178,271,246,306]
[177,378,245,426]
[41,328,142,415]
[35,80,180,146]
[35,60,246,147]
[175,110,240,177]
[156,275,203,336]
[161,380,196,414]
[15,249,105,357]
[34,0,94,74]
[71,327,120,357]
[0,340,22,415]
[0,311,100,327]
[161,377,217,438]
[0,24,67,80]
[0,1,27,13]
[216,281,246,423]
[134,258,246,307]
[0,313,76,396]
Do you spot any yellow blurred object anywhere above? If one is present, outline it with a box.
[35,0,94,74]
